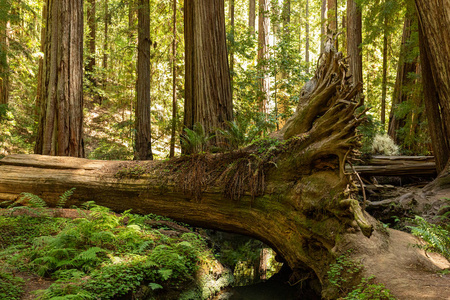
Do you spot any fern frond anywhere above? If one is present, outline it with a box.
[409,216,450,259]
[57,188,76,208]
[17,192,47,208]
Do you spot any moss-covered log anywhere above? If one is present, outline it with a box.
[1,45,448,299]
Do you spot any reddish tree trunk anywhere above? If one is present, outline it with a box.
[35,0,84,157]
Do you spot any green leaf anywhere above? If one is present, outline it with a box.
[149,282,163,290]
[158,269,173,281]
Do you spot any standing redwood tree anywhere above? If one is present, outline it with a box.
[169,0,177,158]
[327,0,338,49]
[258,0,270,114]
[415,0,450,174]
[305,0,310,72]
[0,3,9,106]
[346,0,363,86]
[184,0,233,148]
[388,13,424,151]
[35,0,84,157]
[86,0,96,78]
[135,0,153,160]
[249,0,256,34]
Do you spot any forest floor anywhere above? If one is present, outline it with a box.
[357,178,450,300]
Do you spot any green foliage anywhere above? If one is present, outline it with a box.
[16,192,47,208]
[327,251,363,293]
[181,123,214,154]
[343,276,396,300]
[408,216,450,260]
[57,188,75,208]
[217,120,251,150]
[0,271,25,300]
[358,113,384,156]
[0,191,214,299]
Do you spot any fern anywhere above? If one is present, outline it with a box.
[181,123,214,154]
[409,216,450,259]
[57,188,75,208]
[17,192,47,208]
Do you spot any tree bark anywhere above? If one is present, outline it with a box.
[135,0,153,161]
[387,15,425,152]
[2,46,448,299]
[35,0,84,157]
[169,0,177,158]
[258,0,270,114]
[184,0,233,149]
[229,0,235,100]
[327,0,338,50]
[346,0,363,87]
[305,0,310,72]
[320,0,326,53]
[35,2,47,116]
[102,0,109,70]
[249,0,256,34]
[86,0,96,77]
[0,15,9,105]
[381,15,388,125]
[415,0,450,174]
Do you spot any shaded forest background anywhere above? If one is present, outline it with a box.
[0,0,428,159]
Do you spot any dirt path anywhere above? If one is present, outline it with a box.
[16,272,53,300]
[347,229,450,300]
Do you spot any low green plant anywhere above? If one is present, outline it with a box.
[408,216,450,260]
[180,123,214,154]
[0,271,25,300]
[327,250,363,293]
[57,188,76,208]
[343,276,396,300]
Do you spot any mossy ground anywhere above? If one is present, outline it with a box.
[0,205,232,299]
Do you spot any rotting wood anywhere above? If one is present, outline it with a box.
[347,156,436,176]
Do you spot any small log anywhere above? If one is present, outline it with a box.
[347,156,436,176]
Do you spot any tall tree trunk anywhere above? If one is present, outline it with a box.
[327,0,338,50]
[346,0,363,87]
[128,0,137,32]
[305,0,310,72]
[415,0,450,173]
[388,16,421,146]
[35,2,47,116]
[102,0,109,70]
[381,15,388,125]
[249,0,256,34]
[135,0,153,161]
[0,19,9,105]
[277,0,290,129]
[169,0,177,158]
[258,0,270,114]
[35,0,84,157]
[86,0,96,77]
[320,0,326,53]
[184,0,233,149]
[229,0,235,100]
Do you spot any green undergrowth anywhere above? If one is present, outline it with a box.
[408,203,450,260]
[0,195,232,299]
[327,250,396,300]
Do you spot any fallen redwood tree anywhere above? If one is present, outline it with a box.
[348,155,436,177]
[1,46,449,299]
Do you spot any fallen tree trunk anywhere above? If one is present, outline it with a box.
[348,156,436,176]
[1,45,448,299]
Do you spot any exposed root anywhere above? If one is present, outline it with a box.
[340,199,373,237]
